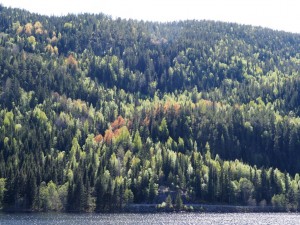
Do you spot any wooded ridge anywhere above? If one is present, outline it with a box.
[0,5,300,212]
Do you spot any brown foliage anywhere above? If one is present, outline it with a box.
[94,134,103,143]
[104,129,114,144]
[34,21,43,29]
[113,128,121,137]
[111,116,126,131]
[65,55,78,69]
[164,101,171,113]
[16,26,23,34]
[143,116,150,126]
[35,28,43,35]
[24,23,33,35]
[164,101,181,114]
[45,44,54,54]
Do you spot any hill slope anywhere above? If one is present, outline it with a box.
[0,6,300,211]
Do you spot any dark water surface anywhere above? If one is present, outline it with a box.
[1,212,300,225]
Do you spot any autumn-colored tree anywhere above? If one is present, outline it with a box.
[34,21,43,34]
[94,134,103,143]
[111,116,126,131]
[104,129,115,144]
[65,54,78,70]
[24,23,33,35]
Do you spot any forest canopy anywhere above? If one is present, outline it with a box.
[0,5,300,212]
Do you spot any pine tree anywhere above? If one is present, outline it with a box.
[175,192,183,211]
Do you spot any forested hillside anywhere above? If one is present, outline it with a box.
[1,5,300,212]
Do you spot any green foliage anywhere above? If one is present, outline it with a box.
[124,189,134,205]
[133,130,143,154]
[165,194,173,209]
[37,181,63,211]
[0,5,300,212]
[271,194,286,209]
[239,178,254,205]
[63,22,73,30]
[159,118,169,142]
[175,192,183,211]
[0,179,6,209]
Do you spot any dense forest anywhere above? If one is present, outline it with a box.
[1,5,300,212]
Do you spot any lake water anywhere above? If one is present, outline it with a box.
[1,213,300,225]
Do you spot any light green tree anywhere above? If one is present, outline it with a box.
[133,130,143,154]
[0,178,6,208]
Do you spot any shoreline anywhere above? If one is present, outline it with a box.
[0,204,289,214]
[123,204,288,213]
